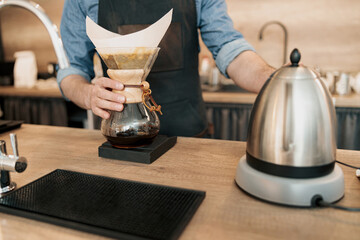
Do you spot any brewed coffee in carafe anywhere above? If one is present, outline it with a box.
[97,47,162,148]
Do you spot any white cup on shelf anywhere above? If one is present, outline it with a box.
[13,51,37,88]
[350,72,360,94]
[336,72,351,95]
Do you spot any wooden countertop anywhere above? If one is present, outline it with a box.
[0,124,359,240]
[203,91,257,105]
[0,86,62,98]
[0,86,359,108]
[203,91,360,108]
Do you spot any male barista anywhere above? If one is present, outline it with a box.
[57,0,275,137]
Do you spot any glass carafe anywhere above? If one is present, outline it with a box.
[97,47,162,148]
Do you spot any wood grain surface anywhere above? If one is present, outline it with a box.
[203,91,360,108]
[1,86,359,108]
[0,86,62,98]
[0,124,358,240]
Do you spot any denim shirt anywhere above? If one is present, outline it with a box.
[57,0,255,89]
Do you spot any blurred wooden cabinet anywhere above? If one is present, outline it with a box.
[204,93,360,150]
[0,87,87,127]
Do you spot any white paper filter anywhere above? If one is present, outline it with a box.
[86,9,173,49]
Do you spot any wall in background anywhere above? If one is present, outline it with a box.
[0,22,4,61]
[0,0,359,74]
[224,0,360,73]
[0,0,63,73]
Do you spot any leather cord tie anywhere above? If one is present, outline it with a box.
[123,84,142,88]
[123,83,163,115]
[142,89,163,115]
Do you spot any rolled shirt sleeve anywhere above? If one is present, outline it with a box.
[197,0,255,77]
[57,0,98,98]
[58,0,254,93]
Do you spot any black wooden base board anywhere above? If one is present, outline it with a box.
[98,135,177,164]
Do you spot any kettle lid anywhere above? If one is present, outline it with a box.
[272,49,319,80]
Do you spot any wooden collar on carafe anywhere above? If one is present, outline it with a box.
[107,69,162,115]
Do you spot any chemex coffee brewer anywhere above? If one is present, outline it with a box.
[97,47,162,148]
[86,9,173,149]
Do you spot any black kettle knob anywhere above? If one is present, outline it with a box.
[290,48,301,67]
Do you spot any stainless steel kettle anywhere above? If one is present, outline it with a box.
[246,49,337,178]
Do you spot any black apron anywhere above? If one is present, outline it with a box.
[98,0,207,137]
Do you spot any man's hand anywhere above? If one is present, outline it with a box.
[60,75,126,119]
[89,77,126,119]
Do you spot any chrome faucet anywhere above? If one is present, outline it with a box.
[259,21,288,65]
[0,134,27,195]
[0,0,69,69]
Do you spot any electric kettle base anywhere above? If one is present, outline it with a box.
[235,155,345,207]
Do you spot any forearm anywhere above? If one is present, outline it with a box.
[227,51,275,93]
[60,74,126,119]
[60,75,92,110]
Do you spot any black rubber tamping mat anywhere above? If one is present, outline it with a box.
[0,169,205,240]
[99,135,177,164]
